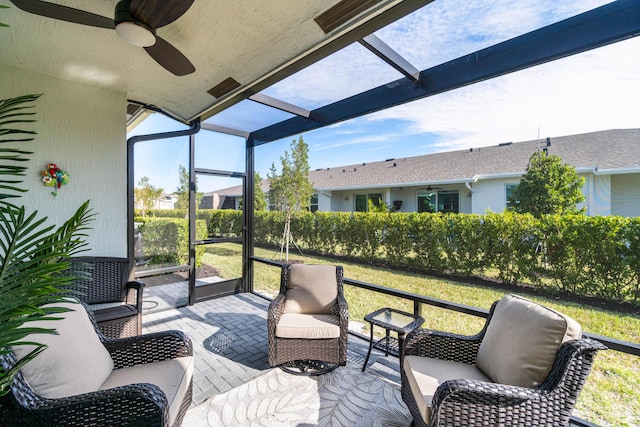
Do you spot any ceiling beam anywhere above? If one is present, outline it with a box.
[359,34,421,83]
[250,0,640,146]
[249,93,311,118]
[197,0,434,121]
[200,122,251,138]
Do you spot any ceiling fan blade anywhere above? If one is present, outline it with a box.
[130,0,194,28]
[9,0,114,29]
[144,36,195,76]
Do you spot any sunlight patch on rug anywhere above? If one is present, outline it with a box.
[183,366,411,426]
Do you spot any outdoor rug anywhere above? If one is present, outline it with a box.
[183,366,412,426]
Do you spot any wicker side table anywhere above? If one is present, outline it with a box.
[362,307,424,372]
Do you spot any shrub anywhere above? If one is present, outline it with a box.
[139,208,640,304]
[137,218,207,267]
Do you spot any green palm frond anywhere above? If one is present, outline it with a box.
[0,94,94,396]
[0,94,40,208]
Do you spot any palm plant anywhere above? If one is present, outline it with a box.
[0,94,94,395]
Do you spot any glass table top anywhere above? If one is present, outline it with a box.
[365,307,424,330]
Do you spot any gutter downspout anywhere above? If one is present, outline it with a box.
[465,175,478,213]
[126,119,201,279]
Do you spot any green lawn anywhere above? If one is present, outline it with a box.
[202,243,640,427]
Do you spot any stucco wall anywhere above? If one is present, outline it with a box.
[471,179,517,213]
[587,174,611,216]
[1,64,127,256]
[612,174,640,217]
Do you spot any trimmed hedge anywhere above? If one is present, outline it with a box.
[136,217,207,267]
[136,209,242,238]
[136,208,640,303]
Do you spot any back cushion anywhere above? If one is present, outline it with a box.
[11,300,114,398]
[283,264,338,314]
[476,294,581,387]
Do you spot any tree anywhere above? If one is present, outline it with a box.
[267,136,314,259]
[509,151,585,217]
[254,172,267,211]
[174,164,203,210]
[134,176,163,217]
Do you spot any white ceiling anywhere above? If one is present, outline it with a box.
[0,0,428,123]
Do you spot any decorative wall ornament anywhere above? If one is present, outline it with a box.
[40,163,69,197]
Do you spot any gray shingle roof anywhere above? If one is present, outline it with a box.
[210,129,640,195]
[309,129,640,190]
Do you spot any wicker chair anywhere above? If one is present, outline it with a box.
[0,300,193,427]
[400,294,606,427]
[71,256,144,338]
[268,264,348,374]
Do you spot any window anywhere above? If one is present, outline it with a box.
[438,190,459,213]
[221,196,236,209]
[417,190,459,213]
[355,193,383,212]
[417,191,436,213]
[310,194,318,212]
[506,184,519,208]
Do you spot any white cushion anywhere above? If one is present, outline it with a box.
[476,294,582,387]
[100,356,194,426]
[403,355,491,424]
[283,264,338,314]
[11,300,114,398]
[275,313,340,339]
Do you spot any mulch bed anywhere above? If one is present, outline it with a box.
[141,264,221,287]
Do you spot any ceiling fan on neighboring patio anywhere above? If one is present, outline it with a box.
[9,0,196,76]
[422,185,442,192]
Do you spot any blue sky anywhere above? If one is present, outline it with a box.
[129,0,639,194]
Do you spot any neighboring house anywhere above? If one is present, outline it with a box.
[202,180,271,210]
[207,129,640,217]
[156,193,179,210]
[136,193,179,211]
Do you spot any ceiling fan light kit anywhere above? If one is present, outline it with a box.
[115,21,155,47]
[115,0,155,47]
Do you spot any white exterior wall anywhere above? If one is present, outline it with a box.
[320,185,472,213]
[611,174,640,217]
[471,179,519,214]
[314,174,638,217]
[1,64,127,256]
[585,173,611,216]
[317,191,332,211]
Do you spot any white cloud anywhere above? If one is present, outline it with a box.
[259,0,638,156]
[313,131,404,151]
[367,37,640,152]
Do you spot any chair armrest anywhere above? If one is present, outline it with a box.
[267,293,286,334]
[431,378,538,425]
[402,328,483,364]
[103,330,192,369]
[125,280,145,309]
[539,338,607,391]
[336,291,348,321]
[336,291,349,326]
[5,383,169,426]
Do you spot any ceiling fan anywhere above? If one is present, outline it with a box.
[422,185,442,191]
[9,0,196,76]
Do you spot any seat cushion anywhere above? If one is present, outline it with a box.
[100,356,194,426]
[476,294,582,387]
[403,355,491,424]
[11,300,114,398]
[283,264,338,314]
[275,313,340,339]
